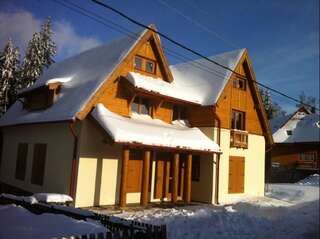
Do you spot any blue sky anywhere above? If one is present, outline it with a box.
[1,0,319,113]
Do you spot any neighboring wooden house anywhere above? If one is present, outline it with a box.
[0,26,272,207]
[270,106,320,171]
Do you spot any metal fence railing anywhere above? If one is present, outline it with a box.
[0,195,166,239]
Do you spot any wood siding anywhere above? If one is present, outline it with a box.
[215,58,264,135]
[271,143,320,168]
[228,156,245,193]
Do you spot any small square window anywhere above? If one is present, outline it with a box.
[286,130,293,135]
[233,78,246,90]
[146,60,155,73]
[134,56,143,70]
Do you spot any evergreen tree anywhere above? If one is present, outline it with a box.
[40,17,56,67]
[21,32,43,88]
[260,88,286,119]
[0,39,20,114]
[21,17,56,88]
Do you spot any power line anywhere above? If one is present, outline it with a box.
[52,0,230,83]
[51,0,319,111]
[155,0,239,49]
[90,0,319,111]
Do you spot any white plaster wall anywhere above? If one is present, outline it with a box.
[0,123,74,195]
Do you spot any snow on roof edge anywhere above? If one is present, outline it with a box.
[75,29,148,119]
[91,103,221,153]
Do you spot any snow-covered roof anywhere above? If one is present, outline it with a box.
[273,111,320,143]
[0,30,147,127]
[91,104,221,153]
[170,49,245,105]
[126,72,201,104]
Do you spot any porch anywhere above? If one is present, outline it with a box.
[119,147,195,207]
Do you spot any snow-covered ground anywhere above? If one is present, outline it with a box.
[115,174,319,239]
[0,204,107,239]
[0,175,318,239]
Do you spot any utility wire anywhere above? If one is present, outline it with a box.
[51,0,319,111]
[52,0,230,83]
[155,0,239,49]
[90,0,319,111]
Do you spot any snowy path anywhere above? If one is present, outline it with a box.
[115,179,319,239]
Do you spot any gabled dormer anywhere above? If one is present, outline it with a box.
[18,81,62,111]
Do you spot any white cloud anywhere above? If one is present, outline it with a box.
[0,10,101,59]
[53,21,101,58]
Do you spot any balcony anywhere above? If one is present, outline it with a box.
[230,130,248,148]
[296,160,319,171]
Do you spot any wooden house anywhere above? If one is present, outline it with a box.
[0,26,272,207]
[270,106,320,171]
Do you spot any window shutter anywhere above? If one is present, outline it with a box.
[31,144,47,186]
[15,143,28,180]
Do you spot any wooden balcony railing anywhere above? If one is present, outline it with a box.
[230,130,248,148]
[296,160,319,170]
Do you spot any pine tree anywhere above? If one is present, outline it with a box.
[260,88,286,119]
[0,39,20,115]
[21,32,43,88]
[40,17,56,67]
[21,17,56,88]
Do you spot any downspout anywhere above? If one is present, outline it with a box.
[212,105,221,205]
[69,120,79,200]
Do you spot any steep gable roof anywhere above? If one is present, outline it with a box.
[0,29,148,127]
[272,106,319,143]
[170,49,245,105]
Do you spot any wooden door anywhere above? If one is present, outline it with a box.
[228,156,245,193]
[126,149,143,193]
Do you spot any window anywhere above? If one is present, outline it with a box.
[172,105,187,121]
[231,110,246,130]
[31,144,47,186]
[15,143,28,181]
[133,55,156,74]
[232,78,246,90]
[131,96,152,116]
[286,130,293,136]
[146,60,155,73]
[134,56,143,70]
[192,155,200,181]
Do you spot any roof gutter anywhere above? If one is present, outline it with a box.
[68,120,79,201]
[212,105,221,205]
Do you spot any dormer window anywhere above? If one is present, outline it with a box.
[233,78,246,90]
[19,82,61,111]
[131,96,152,116]
[134,55,156,75]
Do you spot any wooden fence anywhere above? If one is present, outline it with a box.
[0,195,166,239]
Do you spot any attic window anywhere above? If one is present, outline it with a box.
[146,60,155,73]
[133,55,156,75]
[233,78,246,90]
[286,130,293,136]
[134,56,143,70]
